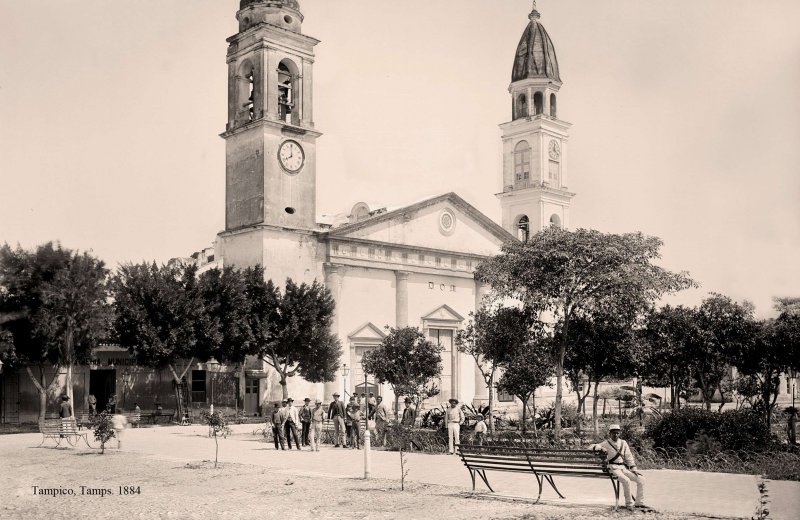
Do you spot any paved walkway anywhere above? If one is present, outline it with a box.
[5,424,800,519]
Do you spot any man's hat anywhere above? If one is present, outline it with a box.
[315,399,322,404]
[333,392,340,397]
[608,424,622,432]
[281,400,287,405]
[303,398,310,402]
[404,398,411,403]
[286,397,294,402]
[448,398,459,404]
[62,395,70,401]
[274,401,281,406]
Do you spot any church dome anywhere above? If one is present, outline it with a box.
[511,5,561,82]
[240,0,300,10]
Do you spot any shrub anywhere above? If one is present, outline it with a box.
[646,408,775,452]
[90,412,115,454]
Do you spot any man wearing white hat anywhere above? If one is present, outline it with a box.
[590,424,646,509]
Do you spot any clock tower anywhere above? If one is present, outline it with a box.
[222,0,321,231]
[496,2,574,242]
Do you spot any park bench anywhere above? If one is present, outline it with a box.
[147,409,174,424]
[456,444,621,508]
[38,419,93,448]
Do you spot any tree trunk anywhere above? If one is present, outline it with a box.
[532,393,537,432]
[521,395,527,433]
[280,378,288,400]
[592,381,600,435]
[65,364,74,418]
[488,368,495,434]
[26,365,61,423]
[394,394,400,422]
[168,358,195,384]
[554,343,566,437]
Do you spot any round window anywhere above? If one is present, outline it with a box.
[284,15,293,24]
[439,209,456,235]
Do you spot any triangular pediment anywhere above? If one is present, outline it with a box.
[421,304,465,323]
[347,322,387,343]
[326,193,514,257]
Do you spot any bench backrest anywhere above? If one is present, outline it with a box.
[40,419,81,435]
[458,445,609,477]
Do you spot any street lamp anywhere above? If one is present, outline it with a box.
[341,363,349,399]
[122,369,131,411]
[207,357,220,414]
[362,363,371,479]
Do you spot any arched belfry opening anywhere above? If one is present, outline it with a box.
[550,93,557,117]
[533,92,544,115]
[515,93,528,120]
[516,215,530,242]
[278,59,300,125]
[236,60,257,124]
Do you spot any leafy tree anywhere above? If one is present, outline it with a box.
[196,266,255,365]
[475,227,694,435]
[362,326,443,420]
[257,279,341,399]
[112,262,204,383]
[0,243,109,420]
[640,305,696,410]
[496,338,553,432]
[688,293,757,411]
[562,314,638,434]
[456,305,535,433]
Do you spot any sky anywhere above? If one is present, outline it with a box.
[1,0,798,318]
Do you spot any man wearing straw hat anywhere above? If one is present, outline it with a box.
[590,424,647,509]
[445,398,465,455]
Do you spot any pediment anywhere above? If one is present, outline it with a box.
[326,193,514,257]
[347,322,387,343]
[421,304,465,323]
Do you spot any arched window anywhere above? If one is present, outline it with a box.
[515,93,528,120]
[549,214,562,228]
[513,141,531,188]
[516,215,530,242]
[534,92,544,115]
[550,93,557,118]
[278,59,300,125]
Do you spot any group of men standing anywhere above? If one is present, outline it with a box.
[268,392,397,451]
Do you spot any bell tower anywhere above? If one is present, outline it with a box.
[222,0,321,231]
[497,1,574,242]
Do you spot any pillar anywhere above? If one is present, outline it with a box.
[323,263,344,400]
[395,270,410,328]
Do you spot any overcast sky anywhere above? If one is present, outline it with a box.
[1,0,798,318]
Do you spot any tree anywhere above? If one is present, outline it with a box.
[257,279,341,399]
[112,262,204,383]
[640,305,696,410]
[475,227,694,435]
[456,305,534,433]
[562,314,638,434]
[196,266,255,364]
[0,243,109,421]
[688,293,757,411]
[496,338,553,433]
[362,326,443,420]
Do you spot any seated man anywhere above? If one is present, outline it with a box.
[590,424,646,509]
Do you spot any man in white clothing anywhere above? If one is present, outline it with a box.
[445,398,464,454]
[590,424,646,509]
[284,398,301,449]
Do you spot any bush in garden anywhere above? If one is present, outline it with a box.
[90,412,115,454]
[646,408,775,452]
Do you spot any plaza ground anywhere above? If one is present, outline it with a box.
[2,424,798,520]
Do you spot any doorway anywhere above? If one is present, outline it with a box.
[244,378,260,416]
[89,370,116,413]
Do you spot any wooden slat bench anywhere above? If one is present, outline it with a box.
[38,419,93,449]
[456,444,620,507]
[148,410,174,424]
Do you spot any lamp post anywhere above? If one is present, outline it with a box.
[122,369,131,412]
[362,364,372,479]
[207,357,220,414]
[341,363,349,399]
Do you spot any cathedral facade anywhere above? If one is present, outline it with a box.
[209,0,575,412]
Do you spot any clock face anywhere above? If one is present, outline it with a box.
[278,140,305,173]
[548,140,561,160]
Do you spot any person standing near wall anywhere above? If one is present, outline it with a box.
[59,395,72,437]
[87,394,97,415]
[299,398,312,447]
[346,400,362,449]
[373,395,389,447]
[309,399,325,452]
[270,401,286,450]
[446,398,464,455]
[327,392,346,448]
[284,398,301,450]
